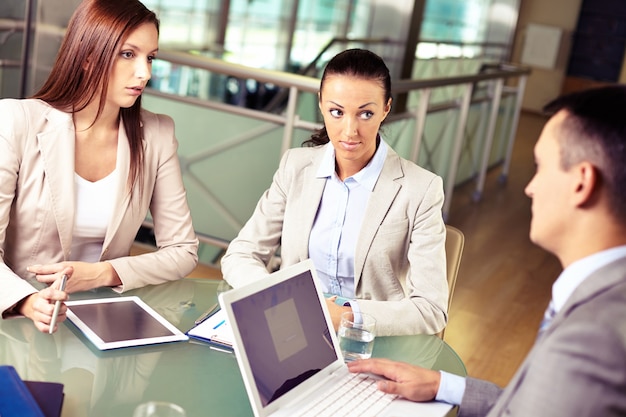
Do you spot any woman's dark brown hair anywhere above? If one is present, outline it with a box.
[303,48,392,147]
[32,0,159,195]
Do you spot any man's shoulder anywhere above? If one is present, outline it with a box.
[546,265,626,352]
[572,256,626,307]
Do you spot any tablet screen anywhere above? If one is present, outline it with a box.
[66,296,188,350]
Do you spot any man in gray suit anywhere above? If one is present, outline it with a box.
[347,86,626,416]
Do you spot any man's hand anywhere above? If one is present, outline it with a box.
[347,358,441,402]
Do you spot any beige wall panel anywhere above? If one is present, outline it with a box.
[511,0,583,111]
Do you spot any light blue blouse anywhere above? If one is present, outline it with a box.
[308,139,388,300]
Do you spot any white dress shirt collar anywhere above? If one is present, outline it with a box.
[552,245,626,312]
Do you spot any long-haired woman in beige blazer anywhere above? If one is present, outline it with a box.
[221,49,448,336]
[0,0,198,333]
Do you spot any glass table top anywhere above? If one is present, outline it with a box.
[0,279,466,417]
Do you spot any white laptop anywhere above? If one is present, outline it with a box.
[219,259,453,417]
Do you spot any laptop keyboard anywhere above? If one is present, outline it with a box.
[296,372,398,417]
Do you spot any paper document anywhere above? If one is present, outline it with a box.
[187,309,234,350]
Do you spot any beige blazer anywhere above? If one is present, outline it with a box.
[0,99,198,316]
[221,143,448,336]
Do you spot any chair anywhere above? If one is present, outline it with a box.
[438,225,465,339]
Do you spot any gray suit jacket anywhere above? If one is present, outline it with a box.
[460,256,626,416]
[221,143,448,336]
[0,99,198,316]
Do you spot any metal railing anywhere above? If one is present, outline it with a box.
[0,22,530,263]
[150,50,530,225]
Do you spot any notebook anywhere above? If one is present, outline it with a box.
[0,365,64,417]
[187,308,235,351]
[219,259,453,417]
[23,380,64,417]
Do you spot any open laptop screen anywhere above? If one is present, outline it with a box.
[230,269,337,407]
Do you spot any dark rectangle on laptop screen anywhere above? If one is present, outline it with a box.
[69,300,175,342]
[231,270,337,406]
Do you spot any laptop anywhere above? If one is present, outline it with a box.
[218,259,453,417]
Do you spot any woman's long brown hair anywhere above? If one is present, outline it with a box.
[32,0,159,196]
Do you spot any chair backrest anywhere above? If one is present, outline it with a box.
[439,225,465,339]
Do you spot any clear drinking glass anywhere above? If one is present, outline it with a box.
[132,401,187,417]
[216,280,232,298]
[338,311,376,362]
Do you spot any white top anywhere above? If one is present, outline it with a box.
[70,170,118,262]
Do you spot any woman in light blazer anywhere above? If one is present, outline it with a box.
[0,0,198,333]
[221,49,447,336]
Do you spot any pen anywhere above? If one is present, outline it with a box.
[195,303,219,325]
[49,274,68,334]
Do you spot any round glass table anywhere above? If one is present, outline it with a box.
[0,279,465,417]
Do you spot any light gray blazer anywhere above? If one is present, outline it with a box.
[459,256,626,416]
[221,143,448,336]
[0,99,198,317]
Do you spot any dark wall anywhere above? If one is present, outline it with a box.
[566,0,626,82]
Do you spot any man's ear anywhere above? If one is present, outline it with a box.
[572,161,599,207]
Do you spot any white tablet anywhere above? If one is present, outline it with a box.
[66,296,188,350]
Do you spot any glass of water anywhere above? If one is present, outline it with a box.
[216,280,232,298]
[338,311,376,362]
[132,401,187,417]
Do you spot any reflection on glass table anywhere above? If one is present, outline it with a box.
[0,279,465,417]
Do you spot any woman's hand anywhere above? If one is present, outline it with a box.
[324,296,351,331]
[347,358,441,402]
[17,266,72,333]
[28,261,121,293]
